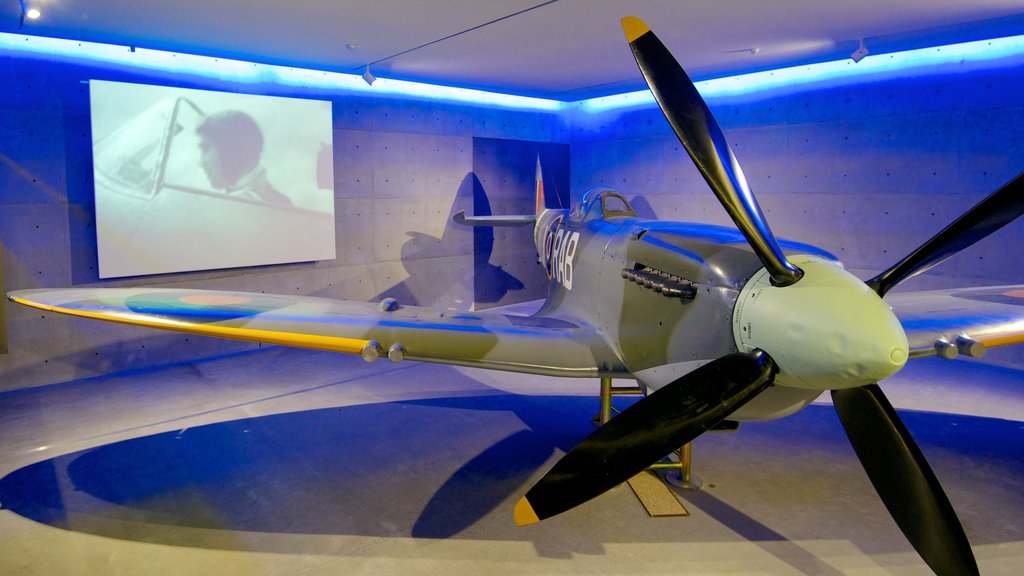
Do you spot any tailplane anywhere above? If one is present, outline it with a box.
[453,212,536,227]
[454,155,548,228]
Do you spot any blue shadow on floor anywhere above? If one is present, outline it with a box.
[1,394,1021,554]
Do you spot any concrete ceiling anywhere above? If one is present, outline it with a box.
[5,0,1024,100]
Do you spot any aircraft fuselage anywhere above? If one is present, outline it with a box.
[532,190,838,420]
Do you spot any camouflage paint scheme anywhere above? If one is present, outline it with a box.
[10,186,1024,422]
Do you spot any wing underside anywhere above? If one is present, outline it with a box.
[888,285,1024,358]
[8,288,625,378]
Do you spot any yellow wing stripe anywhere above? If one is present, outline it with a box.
[978,332,1024,348]
[10,295,371,355]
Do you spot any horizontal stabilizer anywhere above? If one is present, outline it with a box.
[453,211,536,227]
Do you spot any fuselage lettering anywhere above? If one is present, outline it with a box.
[544,225,580,291]
[562,231,578,290]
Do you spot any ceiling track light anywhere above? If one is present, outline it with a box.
[18,0,40,28]
[362,65,375,86]
[851,38,869,63]
[19,0,40,18]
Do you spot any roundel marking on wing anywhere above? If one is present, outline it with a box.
[124,292,292,322]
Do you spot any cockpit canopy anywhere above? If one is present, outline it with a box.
[568,188,638,223]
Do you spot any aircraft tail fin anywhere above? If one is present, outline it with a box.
[454,155,547,228]
[534,154,546,216]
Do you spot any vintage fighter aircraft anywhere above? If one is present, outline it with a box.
[8,16,1024,576]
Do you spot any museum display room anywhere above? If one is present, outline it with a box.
[1,2,1023,575]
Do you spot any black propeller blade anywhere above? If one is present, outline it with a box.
[622,16,802,287]
[832,385,979,576]
[514,350,775,525]
[867,170,1024,296]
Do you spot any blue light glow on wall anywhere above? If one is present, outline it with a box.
[579,34,1024,112]
[4,31,1024,113]
[0,33,566,111]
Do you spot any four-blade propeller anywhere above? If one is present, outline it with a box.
[514,16,1024,576]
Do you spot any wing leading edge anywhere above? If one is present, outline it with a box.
[8,288,625,378]
[888,285,1024,358]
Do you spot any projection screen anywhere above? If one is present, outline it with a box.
[90,80,335,278]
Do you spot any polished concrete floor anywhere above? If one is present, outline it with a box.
[0,338,1022,575]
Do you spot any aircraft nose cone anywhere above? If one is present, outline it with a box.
[733,256,908,390]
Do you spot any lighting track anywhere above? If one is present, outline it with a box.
[357,0,562,71]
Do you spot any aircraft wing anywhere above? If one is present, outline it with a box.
[7,288,624,378]
[887,285,1024,358]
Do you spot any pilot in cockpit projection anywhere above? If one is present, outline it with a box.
[196,111,292,206]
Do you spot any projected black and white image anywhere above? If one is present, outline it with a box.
[90,80,336,278]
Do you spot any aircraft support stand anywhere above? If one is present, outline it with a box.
[597,377,691,517]
[655,442,702,490]
[596,376,642,425]
[595,377,699,486]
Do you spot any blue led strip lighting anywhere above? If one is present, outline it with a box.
[0,33,566,111]
[3,32,1024,112]
[579,34,1024,112]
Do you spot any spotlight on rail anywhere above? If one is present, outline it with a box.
[851,38,869,63]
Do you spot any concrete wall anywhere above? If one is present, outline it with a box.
[471,137,570,307]
[3,45,1024,392]
[569,57,1024,368]
[0,52,569,391]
